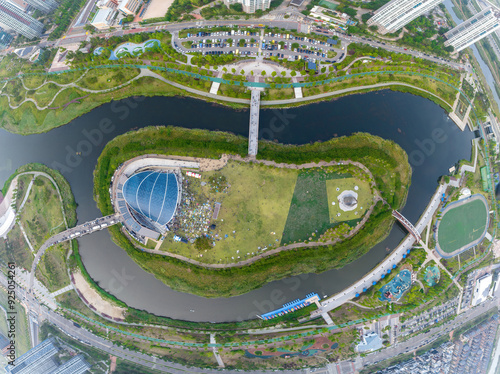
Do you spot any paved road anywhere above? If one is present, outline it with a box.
[362,298,499,367]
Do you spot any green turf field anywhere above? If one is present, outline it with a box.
[437,197,488,254]
[319,0,338,9]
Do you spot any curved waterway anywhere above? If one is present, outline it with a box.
[0,91,474,322]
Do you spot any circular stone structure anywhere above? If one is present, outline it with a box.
[338,190,358,212]
[435,194,489,258]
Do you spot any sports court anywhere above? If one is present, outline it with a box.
[435,194,488,257]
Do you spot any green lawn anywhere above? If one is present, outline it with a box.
[326,177,373,224]
[20,177,66,249]
[437,197,488,253]
[160,161,297,263]
[0,224,33,271]
[35,242,71,292]
[281,170,353,245]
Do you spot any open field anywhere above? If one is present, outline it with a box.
[160,161,297,263]
[20,176,66,248]
[436,195,488,254]
[0,225,33,271]
[35,242,70,292]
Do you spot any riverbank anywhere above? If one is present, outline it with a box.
[0,63,461,135]
[93,128,411,298]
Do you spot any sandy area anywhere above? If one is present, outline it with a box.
[73,271,126,319]
[142,0,175,19]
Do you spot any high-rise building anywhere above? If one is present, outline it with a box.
[5,338,59,374]
[223,0,270,13]
[24,0,58,13]
[50,355,91,374]
[444,7,500,52]
[0,0,43,39]
[367,0,445,34]
[4,339,91,374]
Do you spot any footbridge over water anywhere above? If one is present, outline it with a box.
[392,210,421,242]
[248,89,261,156]
[29,214,121,291]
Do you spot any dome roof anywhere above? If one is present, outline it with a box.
[123,171,179,226]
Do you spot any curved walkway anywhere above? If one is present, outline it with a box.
[119,154,383,269]
[0,69,145,110]
[0,62,459,112]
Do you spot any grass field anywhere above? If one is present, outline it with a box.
[280,169,372,245]
[326,177,373,224]
[20,177,66,248]
[437,196,488,254]
[0,225,33,271]
[160,161,297,263]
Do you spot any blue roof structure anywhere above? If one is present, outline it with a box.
[123,171,179,227]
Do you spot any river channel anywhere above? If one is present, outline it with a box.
[0,90,475,322]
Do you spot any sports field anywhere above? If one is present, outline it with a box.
[436,195,488,255]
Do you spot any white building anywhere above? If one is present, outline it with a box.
[471,273,492,306]
[444,7,500,52]
[0,0,43,39]
[223,0,270,13]
[367,0,445,34]
[91,7,117,29]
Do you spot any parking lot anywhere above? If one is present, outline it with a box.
[174,29,345,64]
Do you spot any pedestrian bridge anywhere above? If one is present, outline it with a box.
[248,89,261,156]
[29,214,120,291]
[392,210,421,242]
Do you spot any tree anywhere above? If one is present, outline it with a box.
[250,70,254,76]
[291,70,297,77]
[271,71,277,77]
[231,68,236,74]
[261,71,266,76]
[240,69,245,75]
[281,71,286,77]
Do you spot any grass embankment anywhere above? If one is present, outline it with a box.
[93,127,410,298]
[0,164,77,292]
[0,288,31,355]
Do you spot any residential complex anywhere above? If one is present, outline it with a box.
[223,0,271,13]
[0,0,43,39]
[24,0,58,13]
[444,7,500,52]
[367,0,445,34]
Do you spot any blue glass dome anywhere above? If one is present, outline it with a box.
[123,171,179,226]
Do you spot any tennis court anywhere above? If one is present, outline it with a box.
[436,194,488,256]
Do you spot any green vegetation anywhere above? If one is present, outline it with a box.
[437,197,488,253]
[93,127,410,297]
[0,288,31,356]
[48,0,87,41]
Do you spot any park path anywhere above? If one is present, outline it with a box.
[0,64,454,112]
[126,154,387,269]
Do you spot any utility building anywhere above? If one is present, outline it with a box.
[0,0,43,39]
[444,7,500,52]
[367,0,445,34]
